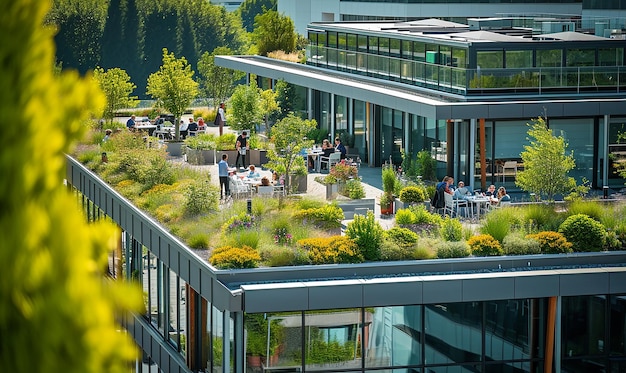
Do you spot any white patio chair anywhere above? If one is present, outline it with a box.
[257,185,274,198]
[229,177,251,199]
[320,152,341,171]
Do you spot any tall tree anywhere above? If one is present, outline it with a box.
[273,79,298,121]
[237,0,276,33]
[93,67,139,124]
[516,117,577,201]
[252,10,296,56]
[100,0,140,72]
[1,0,142,371]
[229,80,263,133]
[197,47,245,108]
[146,48,199,141]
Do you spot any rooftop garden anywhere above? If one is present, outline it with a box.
[74,117,626,270]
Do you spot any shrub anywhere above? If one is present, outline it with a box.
[409,204,442,225]
[385,227,419,248]
[293,204,344,230]
[440,216,463,242]
[222,212,257,232]
[382,166,398,195]
[379,238,415,261]
[399,186,426,204]
[526,231,573,254]
[345,211,384,261]
[436,241,471,259]
[502,232,541,255]
[558,214,606,252]
[566,200,604,222]
[343,178,366,199]
[522,203,564,231]
[216,133,237,150]
[261,246,310,267]
[395,209,416,225]
[604,230,622,251]
[188,233,210,249]
[297,236,363,264]
[209,245,261,269]
[467,234,503,256]
[480,211,512,243]
[185,181,217,215]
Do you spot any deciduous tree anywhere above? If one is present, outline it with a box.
[197,47,245,109]
[228,80,263,132]
[516,117,577,201]
[93,67,139,124]
[1,0,142,371]
[147,48,199,140]
[265,114,316,191]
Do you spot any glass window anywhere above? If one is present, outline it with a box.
[506,50,533,68]
[212,307,224,373]
[358,35,368,53]
[366,306,422,368]
[390,38,401,57]
[338,32,347,50]
[335,95,348,131]
[379,37,390,55]
[353,99,367,162]
[599,48,624,66]
[318,33,326,48]
[452,48,467,68]
[610,295,626,356]
[562,295,607,358]
[327,32,337,48]
[484,300,533,361]
[414,42,426,62]
[402,40,412,59]
[369,36,379,54]
[566,48,596,66]
[537,49,562,67]
[477,50,504,68]
[424,302,482,365]
[304,309,362,371]
[347,34,357,51]
[550,118,595,183]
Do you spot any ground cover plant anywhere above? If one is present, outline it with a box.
[74,127,626,269]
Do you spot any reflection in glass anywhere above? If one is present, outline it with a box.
[562,295,607,358]
[367,306,421,369]
[424,303,482,365]
[304,309,364,371]
[213,307,224,373]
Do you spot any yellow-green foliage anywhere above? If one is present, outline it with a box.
[467,234,503,256]
[0,1,142,370]
[209,245,261,269]
[293,204,344,230]
[395,208,416,225]
[297,236,364,264]
[526,231,573,254]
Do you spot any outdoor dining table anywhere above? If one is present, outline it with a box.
[465,195,492,220]
[307,149,323,172]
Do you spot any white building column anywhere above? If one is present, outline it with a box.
[307,87,313,120]
[469,118,477,191]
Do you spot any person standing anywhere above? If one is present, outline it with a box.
[126,115,136,130]
[218,153,230,200]
[235,131,248,169]
[216,102,226,136]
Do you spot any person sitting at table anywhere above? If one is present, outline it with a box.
[188,117,198,135]
[485,184,497,197]
[247,165,260,179]
[334,137,347,159]
[261,176,271,186]
[126,115,136,131]
[179,119,189,139]
[496,186,511,203]
[436,176,454,195]
[453,181,471,200]
[197,117,205,132]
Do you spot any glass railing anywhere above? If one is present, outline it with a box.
[306,45,626,96]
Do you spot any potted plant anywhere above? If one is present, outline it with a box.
[381,166,397,216]
[245,314,284,368]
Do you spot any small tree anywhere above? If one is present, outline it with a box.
[229,80,263,132]
[259,87,279,131]
[146,48,199,140]
[516,117,577,201]
[93,66,138,125]
[265,114,316,191]
[197,47,244,109]
[252,10,297,56]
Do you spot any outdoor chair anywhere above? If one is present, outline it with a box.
[257,185,274,198]
[320,152,341,172]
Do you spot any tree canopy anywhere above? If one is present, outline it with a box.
[238,0,276,32]
[197,47,245,109]
[1,0,142,371]
[93,67,139,123]
[228,80,263,132]
[147,48,199,140]
[516,117,577,201]
[253,10,297,56]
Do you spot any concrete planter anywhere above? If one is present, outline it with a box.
[166,141,184,157]
[216,150,238,167]
[186,148,216,165]
[325,183,338,200]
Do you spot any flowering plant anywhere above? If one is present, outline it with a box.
[329,160,358,183]
[223,212,256,232]
[274,227,293,245]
